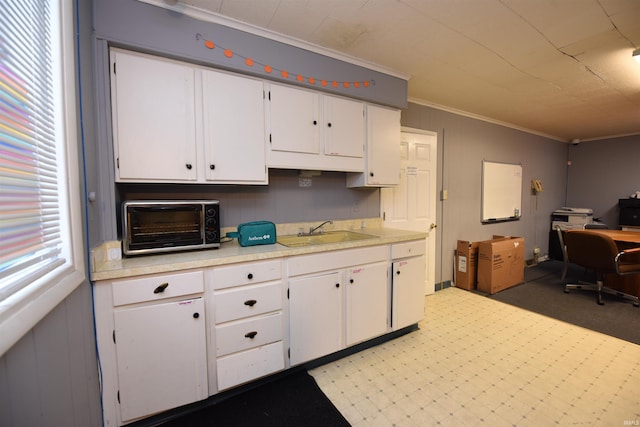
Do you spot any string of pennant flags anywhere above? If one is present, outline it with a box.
[196,33,374,89]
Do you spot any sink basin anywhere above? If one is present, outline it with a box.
[277,230,378,247]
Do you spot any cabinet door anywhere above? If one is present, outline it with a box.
[323,96,365,158]
[268,84,321,154]
[392,255,426,330]
[202,70,267,183]
[345,261,388,345]
[289,271,342,366]
[114,297,207,422]
[110,49,197,181]
[366,105,401,186]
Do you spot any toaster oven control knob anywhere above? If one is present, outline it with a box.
[206,231,218,241]
[206,208,217,218]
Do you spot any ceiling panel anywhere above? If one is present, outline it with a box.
[174,0,640,141]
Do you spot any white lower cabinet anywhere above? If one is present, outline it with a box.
[210,260,285,391]
[114,298,207,422]
[288,246,389,366]
[391,240,427,330]
[289,271,343,365]
[94,269,208,425]
[94,238,426,426]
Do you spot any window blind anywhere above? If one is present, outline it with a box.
[0,0,64,301]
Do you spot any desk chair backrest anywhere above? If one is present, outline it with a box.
[564,230,619,274]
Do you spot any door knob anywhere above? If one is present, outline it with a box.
[430,223,437,230]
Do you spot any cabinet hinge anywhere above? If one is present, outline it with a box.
[116,158,119,169]
[268,90,271,101]
[288,348,290,359]
[269,134,272,144]
[117,390,120,404]
[287,288,289,299]
[112,329,116,344]
[113,62,116,74]
[382,211,386,221]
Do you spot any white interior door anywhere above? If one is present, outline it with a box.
[381,129,438,295]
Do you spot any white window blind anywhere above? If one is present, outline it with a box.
[0,0,67,301]
[0,0,84,357]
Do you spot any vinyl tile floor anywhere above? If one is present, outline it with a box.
[309,287,640,426]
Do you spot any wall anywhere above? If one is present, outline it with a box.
[90,0,407,247]
[566,135,640,227]
[402,102,569,285]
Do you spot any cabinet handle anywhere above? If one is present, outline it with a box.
[245,331,258,339]
[244,299,257,307]
[335,283,340,288]
[327,122,332,128]
[153,282,169,293]
[349,278,354,284]
[370,172,374,177]
[396,270,401,275]
[247,273,254,280]
[209,164,215,170]
[185,163,192,170]
[193,312,200,319]
[313,120,317,125]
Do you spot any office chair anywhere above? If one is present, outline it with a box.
[564,230,640,307]
[556,225,569,282]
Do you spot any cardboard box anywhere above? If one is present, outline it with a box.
[456,240,479,290]
[477,236,525,294]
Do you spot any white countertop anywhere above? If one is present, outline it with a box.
[91,224,427,282]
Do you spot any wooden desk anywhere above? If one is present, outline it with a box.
[583,229,640,246]
[565,229,640,297]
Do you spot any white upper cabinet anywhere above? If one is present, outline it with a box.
[323,95,365,158]
[347,104,401,187]
[111,49,198,182]
[201,70,267,184]
[268,83,321,155]
[110,48,267,184]
[266,83,365,172]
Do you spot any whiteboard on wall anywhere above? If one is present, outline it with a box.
[481,160,522,223]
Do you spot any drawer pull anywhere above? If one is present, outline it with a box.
[244,331,258,339]
[153,282,169,294]
[247,273,254,280]
[193,312,199,319]
[244,299,257,307]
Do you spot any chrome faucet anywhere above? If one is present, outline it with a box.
[301,220,333,236]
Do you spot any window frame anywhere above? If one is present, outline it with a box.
[0,0,86,357]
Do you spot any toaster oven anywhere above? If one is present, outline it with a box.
[122,200,220,256]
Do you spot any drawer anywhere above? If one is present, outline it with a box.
[112,270,204,306]
[215,282,282,323]
[391,240,425,259]
[215,312,283,357]
[213,260,282,290]
[288,245,387,277]
[216,341,284,391]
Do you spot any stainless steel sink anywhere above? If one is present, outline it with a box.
[277,230,378,247]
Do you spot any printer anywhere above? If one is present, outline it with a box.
[551,207,594,230]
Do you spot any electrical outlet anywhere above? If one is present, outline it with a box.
[298,177,312,187]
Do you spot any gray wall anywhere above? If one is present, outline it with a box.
[566,135,640,227]
[2,1,637,426]
[90,0,407,247]
[403,102,569,284]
